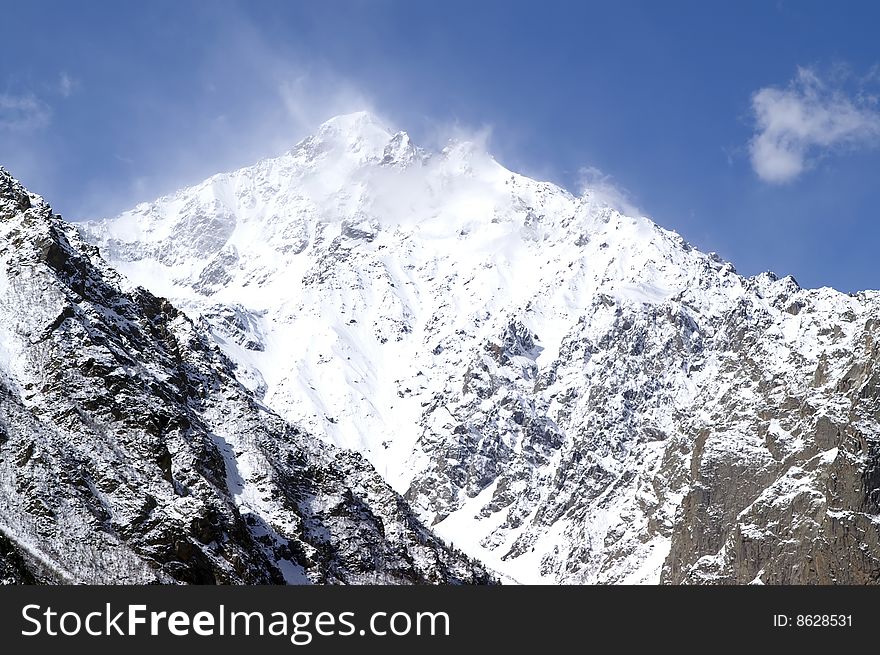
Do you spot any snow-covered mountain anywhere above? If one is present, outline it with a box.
[0,166,492,584]
[84,111,880,584]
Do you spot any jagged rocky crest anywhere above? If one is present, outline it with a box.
[0,166,494,584]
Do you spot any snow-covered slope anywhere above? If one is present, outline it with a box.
[85,112,880,584]
[0,166,493,584]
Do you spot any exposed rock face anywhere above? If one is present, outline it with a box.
[0,167,493,585]
[82,113,880,584]
[662,297,880,584]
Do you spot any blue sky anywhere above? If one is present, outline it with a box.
[1,1,879,291]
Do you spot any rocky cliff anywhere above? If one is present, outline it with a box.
[0,167,493,584]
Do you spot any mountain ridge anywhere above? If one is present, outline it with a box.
[78,114,880,584]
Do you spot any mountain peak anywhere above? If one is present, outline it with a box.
[317,110,390,133]
[313,111,395,150]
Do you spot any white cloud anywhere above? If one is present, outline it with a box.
[577,166,642,216]
[0,94,51,131]
[58,72,78,97]
[277,74,377,136]
[748,67,880,183]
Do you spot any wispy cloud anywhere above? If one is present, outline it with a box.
[277,74,377,136]
[58,72,78,98]
[0,93,51,131]
[576,166,642,216]
[748,67,880,184]
[66,12,386,219]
